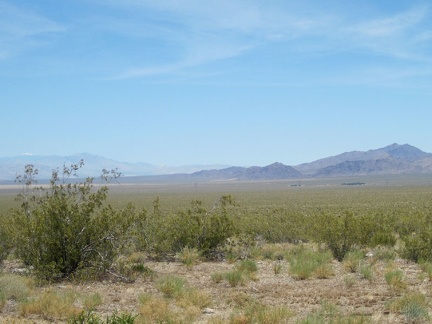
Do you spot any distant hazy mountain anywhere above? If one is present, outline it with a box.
[1,143,431,182]
[0,153,229,181]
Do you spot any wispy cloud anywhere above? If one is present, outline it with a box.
[100,1,432,81]
[0,1,64,59]
[348,6,427,37]
[341,5,431,60]
[101,0,332,79]
[3,0,431,87]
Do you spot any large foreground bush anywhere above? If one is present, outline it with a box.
[9,162,140,281]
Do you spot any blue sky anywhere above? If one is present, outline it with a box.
[1,0,432,166]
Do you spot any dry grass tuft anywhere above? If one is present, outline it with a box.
[138,294,172,323]
[21,288,80,320]
[288,246,333,280]
[342,249,365,273]
[176,287,211,310]
[384,267,406,291]
[156,275,187,298]
[0,274,33,303]
[177,246,201,269]
[388,292,429,322]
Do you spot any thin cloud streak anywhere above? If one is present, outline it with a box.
[100,1,432,81]
[0,1,65,59]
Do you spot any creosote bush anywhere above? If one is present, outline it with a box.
[136,195,238,260]
[10,162,141,282]
[313,211,395,262]
[168,196,237,256]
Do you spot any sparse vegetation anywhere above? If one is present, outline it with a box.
[69,310,137,324]
[343,249,365,273]
[299,301,370,323]
[233,302,293,324]
[225,269,246,287]
[177,246,201,269]
[156,275,187,298]
[9,162,141,282]
[288,245,333,280]
[0,274,32,303]
[388,292,429,322]
[21,288,80,320]
[359,263,374,282]
[385,268,406,291]
[2,169,432,322]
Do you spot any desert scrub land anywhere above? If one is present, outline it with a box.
[1,244,432,323]
[2,164,432,322]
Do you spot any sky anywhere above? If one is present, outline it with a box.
[1,0,432,167]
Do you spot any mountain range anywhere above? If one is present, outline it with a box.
[187,143,432,181]
[0,153,228,182]
[1,143,432,182]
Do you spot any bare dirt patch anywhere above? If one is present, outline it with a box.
[1,249,431,323]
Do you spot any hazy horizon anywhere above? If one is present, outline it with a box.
[2,1,432,166]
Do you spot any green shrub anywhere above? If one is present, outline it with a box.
[344,274,357,288]
[177,246,201,269]
[419,261,432,281]
[0,290,5,310]
[167,196,237,257]
[288,246,333,280]
[0,214,13,263]
[343,249,365,273]
[223,234,257,261]
[359,263,374,282]
[235,259,258,273]
[385,268,406,290]
[10,162,141,282]
[299,301,370,323]
[313,211,395,262]
[225,270,245,287]
[370,246,396,262]
[113,253,153,282]
[0,274,32,302]
[21,288,80,320]
[156,275,187,298]
[388,292,429,322]
[211,272,225,283]
[401,231,432,263]
[69,310,137,324]
[176,287,211,310]
[312,211,361,262]
[242,303,293,324]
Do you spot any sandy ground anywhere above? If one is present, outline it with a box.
[1,250,431,323]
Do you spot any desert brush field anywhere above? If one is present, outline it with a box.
[1,174,432,323]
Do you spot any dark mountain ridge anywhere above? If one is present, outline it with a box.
[187,143,432,180]
[294,143,432,176]
[1,144,431,182]
[191,162,302,180]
